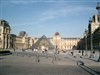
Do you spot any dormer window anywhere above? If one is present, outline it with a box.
[0,28,1,33]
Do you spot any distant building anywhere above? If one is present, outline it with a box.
[10,34,16,49]
[51,32,80,51]
[0,20,81,51]
[0,20,34,50]
[15,31,34,50]
[32,32,81,51]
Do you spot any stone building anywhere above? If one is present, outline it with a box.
[0,20,11,49]
[10,34,16,49]
[93,27,100,49]
[51,32,80,51]
[15,31,34,50]
[0,20,80,51]
[77,3,100,50]
[87,14,100,50]
[0,20,34,50]
[32,32,81,51]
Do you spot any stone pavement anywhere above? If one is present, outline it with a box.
[0,50,100,75]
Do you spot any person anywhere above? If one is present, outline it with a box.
[71,51,73,56]
[58,50,60,54]
[22,49,25,52]
[93,51,95,54]
[45,49,47,52]
[79,50,81,53]
[82,50,84,56]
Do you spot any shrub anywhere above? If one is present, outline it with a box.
[0,49,12,55]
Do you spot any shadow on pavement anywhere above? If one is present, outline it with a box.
[78,61,100,75]
[84,66,100,74]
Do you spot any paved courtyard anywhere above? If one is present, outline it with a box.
[0,50,100,75]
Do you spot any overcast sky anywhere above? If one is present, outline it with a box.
[0,0,99,38]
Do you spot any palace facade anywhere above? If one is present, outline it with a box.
[1,3,100,51]
[32,33,80,51]
[49,32,80,51]
[0,20,34,50]
[0,20,80,51]
[77,3,100,50]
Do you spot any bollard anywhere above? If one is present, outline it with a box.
[36,55,40,62]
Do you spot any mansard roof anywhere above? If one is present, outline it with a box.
[19,31,27,37]
[0,19,10,28]
[55,32,60,36]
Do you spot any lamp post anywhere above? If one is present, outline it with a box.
[55,35,57,54]
[84,29,88,56]
[89,17,93,58]
[52,35,57,62]
[96,2,100,15]
[98,42,100,62]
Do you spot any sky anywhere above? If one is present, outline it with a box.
[0,0,100,38]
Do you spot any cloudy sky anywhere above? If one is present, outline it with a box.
[0,0,99,38]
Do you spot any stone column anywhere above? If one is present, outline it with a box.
[5,34,7,49]
[2,34,5,49]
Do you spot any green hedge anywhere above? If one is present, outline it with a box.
[0,49,12,55]
[0,50,10,53]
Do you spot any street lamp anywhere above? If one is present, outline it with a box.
[96,2,100,15]
[55,35,57,54]
[89,17,94,58]
[52,35,58,62]
[84,29,88,56]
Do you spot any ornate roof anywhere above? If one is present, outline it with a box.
[55,32,60,36]
[19,31,27,37]
[0,19,10,28]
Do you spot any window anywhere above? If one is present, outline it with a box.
[0,28,1,33]
[93,16,95,22]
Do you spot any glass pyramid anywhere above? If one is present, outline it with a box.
[31,35,55,50]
